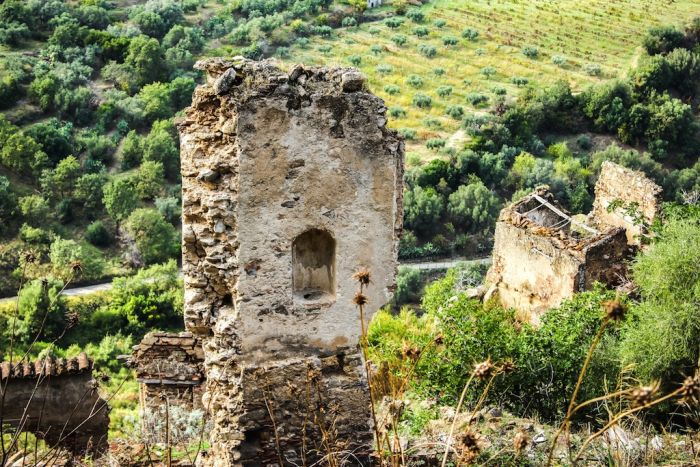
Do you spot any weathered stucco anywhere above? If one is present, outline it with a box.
[0,354,109,455]
[179,58,403,464]
[591,161,662,245]
[486,188,630,324]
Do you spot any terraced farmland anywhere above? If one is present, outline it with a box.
[278,0,700,157]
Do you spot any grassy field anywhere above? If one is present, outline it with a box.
[275,0,700,158]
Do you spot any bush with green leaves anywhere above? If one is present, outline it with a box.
[434,19,446,28]
[399,128,416,140]
[466,92,489,106]
[85,220,112,247]
[583,62,602,76]
[447,178,500,233]
[391,34,407,46]
[442,35,458,46]
[376,64,393,74]
[50,237,106,281]
[445,105,464,120]
[103,177,139,222]
[462,27,478,41]
[511,76,529,87]
[389,106,407,118]
[552,55,567,66]
[406,8,425,23]
[393,267,424,307]
[370,44,383,56]
[406,75,423,88]
[619,213,700,384]
[403,185,443,235]
[384,84,400,95]
[426,138,446,150]
[412,93,432,108]
[19,195,50,226]
[135,160,165,200]
[480,66,496,79]
[341,16,357,27]
[418,44,437,58]
[125,208,179,265]
[413,26,429,37]
[108,260,183,332]
[435,85,452,98]
[384,17,404,29]
[347,54,362,66]
[643,25,685,55]
[155,196,180,224]
[12,279,68,344]
[521,46,539,58]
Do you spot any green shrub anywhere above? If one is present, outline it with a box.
[511,76,529,87]
[124,208,179,265]
[341,16,357,27]
[391,34,407,46]
[348,54,362,66]
[462,27,479,41]
[50,237,106,280]
[442,35,458,46]
[85,220,112,247]
[466,92,489,106]
[384,17,404,29]
[370,44,383,55]
[480,66,496,79]
[437,83,456,98]
[552,55,567,66]
[394,267,424,307]
[384,84,401,95]
[619,216,700,383]
[376,64,393,74]
[583,62,602,76]
[433,67,445,77]
[399,128,416,140]
[445,105,464,119]
[406,8,425,23]
[412,93,432,108]
[19,224,52,245]
[413,26,429,37]
[426,138,446,150]
[521,46,539,58]
[491,85,507,95]
[418,44,437,58]
[389,106,407,118]
[406,75,423,88]
[434,19,446,28]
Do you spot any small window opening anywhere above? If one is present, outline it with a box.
[293,229,336,302]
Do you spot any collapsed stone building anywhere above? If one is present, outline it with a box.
[486,161,662,324]
[0,353,109,455]
[178,58,403,465]
[129,331,205,411]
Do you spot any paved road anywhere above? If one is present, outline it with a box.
[0,257,491,303]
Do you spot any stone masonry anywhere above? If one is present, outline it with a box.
[129,331,205,411]
[590,160,663,246]
[178,58,403,465]
[486,187,631,324]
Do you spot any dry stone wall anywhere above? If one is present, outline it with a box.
[179,58,403,465]
[591,161,662,245]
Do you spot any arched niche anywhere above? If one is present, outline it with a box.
[292,229,336,302]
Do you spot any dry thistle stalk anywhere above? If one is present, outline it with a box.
[353,292,368,306]
[513,430,529,456]
[680,372,700,406]
[603,299,627,321]
[352,269,372,286]
[628,382,660,408]
[473,358,494,380]
[455,429,482,464]
[500,359,516,374]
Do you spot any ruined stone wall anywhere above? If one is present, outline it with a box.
[591,161,662,245]
[179,58,403,465]
[486,189,632,324]
[0,353,109,455]
[130,331,205,411]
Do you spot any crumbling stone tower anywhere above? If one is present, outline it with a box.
[179,58,403,465]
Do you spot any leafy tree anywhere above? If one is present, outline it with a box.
[15,279,67,343]
[74,173,107,212]
[85,220,112,247]
[119,130,144,169]
[50,237,106,281]
[412,93,432,108]
[0,176,16,232]
[0,122,47,175]
[643,25,685,55]
[40,155,82,200]
[403,186,444,235]
[135,160,165,199]
[447,179,500,233]
[462,27,478,41]
[26,119,73,166]
[125,35,167,86]
[124,208,178,265]
[391,34,407,46]
[109,260,182,331]
[142,123,179,178]
[155,196,180,224]
[18,195,50,226]
[103,177,139,222]
[582,80,632,132]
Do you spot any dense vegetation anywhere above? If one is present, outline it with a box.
[370,203,700,425]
